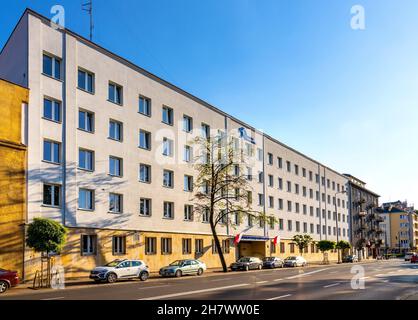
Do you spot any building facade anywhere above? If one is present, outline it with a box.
[0,78,28,277]
[377,201,418,252]
[344,174,382,259]
[0,9,355,279]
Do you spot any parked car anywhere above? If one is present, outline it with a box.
[343,255,359,263]
[230,257,263,271]
[411,254,418,263]
[89,259,149,283]
[0,269,19,294]
[262,257,284,269]
[284,256,307,267]
[159,259,206,277]
[404,252,414,261]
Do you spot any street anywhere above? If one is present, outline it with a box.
[1,259,417,300]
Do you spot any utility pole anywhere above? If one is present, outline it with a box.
[82,1,93,41]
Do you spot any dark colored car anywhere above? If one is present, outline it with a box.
[342,255,359,263]
[0,269,19,294]
[262,257,284,269]
[230,257,263,271]
[411,254,418,263]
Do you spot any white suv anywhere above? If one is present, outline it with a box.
[90,259,149,283]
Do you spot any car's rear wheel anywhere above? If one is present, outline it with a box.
[106,273,117,283]
[197,268,204,276]
[139,271,149,281]
[175,270,182,277]
[0,281,8,294]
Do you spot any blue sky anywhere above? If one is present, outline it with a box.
[1,0,417,206]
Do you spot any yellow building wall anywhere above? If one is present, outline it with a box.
[389,213,409,249]
[0,79,28,277]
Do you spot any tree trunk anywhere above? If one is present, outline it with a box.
[210,221,228,272]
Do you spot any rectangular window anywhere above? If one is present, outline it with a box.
[290,243,295,253]
[184,204,193,221]
[43,140,61,164]
[248,214,253,227]
[109,120,123,141]
[43,184,60,207]
[212,240,218,254]
[112,236,126,255]
[202,208,209,223]
[78,68,94,93]
[43,98,61,122]
[162,106,174,125]
[78,109,94,132]
[109,193,123,213]
[294,164,299,175]
[182,238,192,254]
[286,161,291,172]
[287,201,292,212]
[145,237,156,255]
[280,242,285,253]
[109,156,123,177]
[278,198,283,210]
[161,238,172,255]
[79,149,94,171]
[258,193,264,206]
[139,130,151,150]
[296,221,300,232]
[78,188,94,210]
[195,239,203,254]
[279,218,284,230]
[162,137,174,156]
[108,82,123,104]
[43,53,61,79]
[269,217,275,230]
[139,198,152,216]
[81,235,97,255]
[268,175,274,187]
[139,95,151,116]
[222,239,230,254]
[139,164,151,183]
[184,145,192,162]
[247,167,252,180]
[287,220,292,231]
[163,201,174,219]
[268,153,273,165]
[184,175,193,192]
[201,123,210,139]
[163,170,174,188]
[277,157,283,168]
[183,115,193,132]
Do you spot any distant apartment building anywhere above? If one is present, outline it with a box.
[377,201,418,252]
[0,9,358,278]
[0,78,28,277]
[344,174,382,259]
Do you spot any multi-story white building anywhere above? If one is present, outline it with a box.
[0,9,351,279]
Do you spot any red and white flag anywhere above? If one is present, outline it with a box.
[273,235,280,245]
[234,232,244,245]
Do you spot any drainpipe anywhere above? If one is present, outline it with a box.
[61,31,67,226]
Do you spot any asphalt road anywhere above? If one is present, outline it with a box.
[1,259,417,300]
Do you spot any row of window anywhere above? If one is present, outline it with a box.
[43,55,347,193]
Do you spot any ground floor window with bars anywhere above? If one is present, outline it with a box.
[112,236,126,255]
[212,240,218,254]
[81,234,97,255]
[195,239,203,254]
[280,242,285,253]
[270,240,276,253]
[145,237,156,255]
[161,238,172,255]
[222,239,230,254]
[182,238,192,254]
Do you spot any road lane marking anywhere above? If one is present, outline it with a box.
[267,294,292,300]
[41,297,65,300]
[256,281,268,284]
[285,268,329,279]
[323,283,340,288]
[139,283,249,300]
[375,274,385,277]
[273,278,283,282]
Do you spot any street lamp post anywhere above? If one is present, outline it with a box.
[335,190,346,264]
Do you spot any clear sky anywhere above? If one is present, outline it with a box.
[1,0,417,206]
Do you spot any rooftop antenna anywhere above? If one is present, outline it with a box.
[82,0,93,41]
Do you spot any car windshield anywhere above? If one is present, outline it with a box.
[169,260,184,266]
[263,257,275,262]
[286,257,296,260]
[105,260,123,267]
[238,257,251,262]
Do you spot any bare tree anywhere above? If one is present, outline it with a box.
[192,134,269,272]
